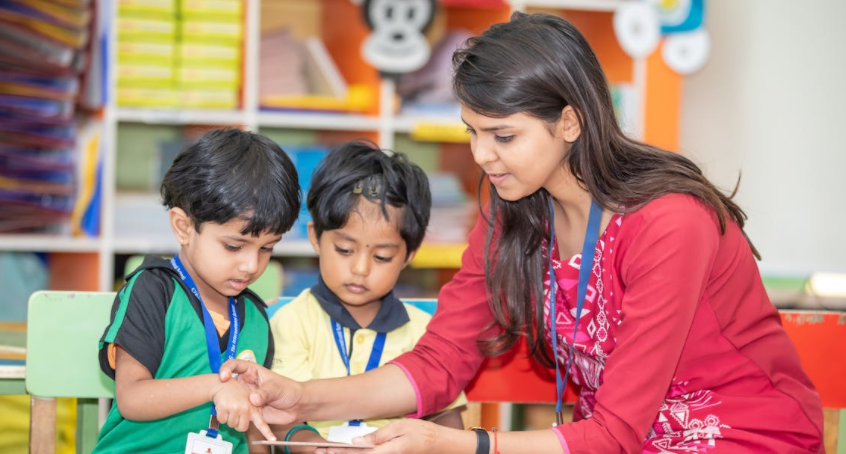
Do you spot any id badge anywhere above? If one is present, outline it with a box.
[185,430,233,454]
[327,421,378,444]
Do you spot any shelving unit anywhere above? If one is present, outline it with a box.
[117,109,383,132]
[0,235,101,254]
[2,0,682,294]
[116,108,248,126]
[257,111,382,132]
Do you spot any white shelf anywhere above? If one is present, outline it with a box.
[113,236,316,258]
[519,0,622,11]
[112,237,178,255]
[116,108,247,126]
[117,108,382,132]
[0,235,101,253]
[257,111,381,131]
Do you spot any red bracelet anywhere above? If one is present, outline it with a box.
[493,427,500,454]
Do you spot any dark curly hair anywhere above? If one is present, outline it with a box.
[161,128,301,236]
[306,140,431,258]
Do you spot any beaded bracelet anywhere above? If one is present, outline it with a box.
[283,424,320,454]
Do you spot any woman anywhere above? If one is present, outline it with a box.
[221,12,823,454]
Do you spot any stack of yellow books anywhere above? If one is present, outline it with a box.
[116,0,244,109]
[177,0,243,109]
[116,0,178,107]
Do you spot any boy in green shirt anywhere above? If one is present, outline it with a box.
[94,128,300,453]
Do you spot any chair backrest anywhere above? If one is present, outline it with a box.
[26,291,115,398]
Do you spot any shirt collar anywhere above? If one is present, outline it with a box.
[311,275,409,332]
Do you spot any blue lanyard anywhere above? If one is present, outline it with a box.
[548,198,603,426]
[330,319,386,427]
[170,255,239,436]
[330,319,387,377]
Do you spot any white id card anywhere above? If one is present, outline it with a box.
[185,430,233,454]
[327,421,378,444]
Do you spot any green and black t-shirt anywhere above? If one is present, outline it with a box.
[93,255,273,454]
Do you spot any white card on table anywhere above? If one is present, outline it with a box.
[327,421,378,444]
[251,441,374,449]
[185,430,233,454]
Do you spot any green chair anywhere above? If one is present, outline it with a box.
[26,291,115,454]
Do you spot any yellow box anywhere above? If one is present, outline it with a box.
[259,84,374,113]
[119,0,176,19]
[118,41,176,66]
[118,17,177,42]
[178,42,241,67]
[117,62,175,86]
[410,122,471,144]
[180,89,239,109]
[117,87,178,108]
[177,64,240,89]
[410,243,467,269]
[180,0,242,21]
[179,19,242,45]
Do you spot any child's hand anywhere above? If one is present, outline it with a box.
[211,378,276,441]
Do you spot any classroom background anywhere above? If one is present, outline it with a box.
[1,0,844,453]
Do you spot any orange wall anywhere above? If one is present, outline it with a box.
[446,5,512,34]
[559,10,633,85]
[321,0,381,115]
[643,41,682,152]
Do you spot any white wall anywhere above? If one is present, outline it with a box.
[680,0,846,275]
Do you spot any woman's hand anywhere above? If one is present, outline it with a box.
[315,419,471,454]
[220,359,303,425]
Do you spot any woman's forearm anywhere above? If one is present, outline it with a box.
[422,426,563,454]
[345,421,566,454]
[299,364,417,421]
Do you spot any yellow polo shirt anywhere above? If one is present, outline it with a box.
[270,288,466,437]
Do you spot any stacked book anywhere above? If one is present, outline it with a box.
[117,0,244,109]
[0,0,104,235]
[178,0,243,109]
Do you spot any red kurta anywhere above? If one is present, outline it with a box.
[392,194,823,453]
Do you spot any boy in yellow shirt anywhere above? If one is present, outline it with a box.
[269,141,465,445]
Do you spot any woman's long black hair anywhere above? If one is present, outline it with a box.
[453,12,759,366]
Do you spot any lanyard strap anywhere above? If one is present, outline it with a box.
[330,319,387,376]
[548,199,603,426]
[331,319,386,427]
[170,255,239,435]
